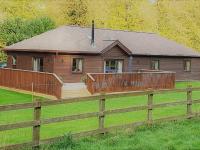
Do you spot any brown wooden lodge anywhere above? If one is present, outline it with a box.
[3,23,200,83]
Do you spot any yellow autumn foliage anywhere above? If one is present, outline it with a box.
[0,0,199,62]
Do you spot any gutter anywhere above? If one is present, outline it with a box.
[3,48,200,58]
[3,48,100,55]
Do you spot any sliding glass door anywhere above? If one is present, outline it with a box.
[33,57,44,72]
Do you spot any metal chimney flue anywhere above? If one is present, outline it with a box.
[91,20,95,46]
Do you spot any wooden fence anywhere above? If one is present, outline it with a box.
[1,85,200,150]
[0,68,63,98]
[86,71,175,94]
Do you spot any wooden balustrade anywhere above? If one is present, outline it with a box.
[0,68,63,98]
[86,71,175,94]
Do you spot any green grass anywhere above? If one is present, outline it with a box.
[1,81,200,147]
[0,88,44,105]
[0,88,35,105]
[39,118,200,150]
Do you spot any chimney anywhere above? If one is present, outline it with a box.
[91,20,95,46]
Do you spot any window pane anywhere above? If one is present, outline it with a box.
[184,60,191,71]
[118,61,123,73]
[72,58,83,72]
[72,59,76,71]
[78,59,83,72]
[152,60,159,70]
[104,60,122,73]
[12,56,16,65]
[155,61,158,70]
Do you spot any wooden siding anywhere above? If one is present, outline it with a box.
[53,45,130,82]
[6,47,200,82]
[53,55,103,82]
[102,45,128,58]
[7,52,54,73]
[132,56,200,80]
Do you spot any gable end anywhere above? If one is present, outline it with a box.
[101,40,132,56]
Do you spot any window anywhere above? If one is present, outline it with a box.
[33,57,44,72]
[12,56,17,65]
[151,60,160,70]
[72,58,83,73]
[184,60,191,72]
[104,60,123,73]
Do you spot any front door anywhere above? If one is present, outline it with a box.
[33,57,43,72]
[104,60,123,73]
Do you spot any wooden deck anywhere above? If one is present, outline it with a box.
[86,70,175,94]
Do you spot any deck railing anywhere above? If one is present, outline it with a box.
[0,85,200,149]
[0,68,63,98]
[86,70,175,94]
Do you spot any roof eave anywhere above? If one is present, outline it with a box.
[132,54,200,58]
[3,48,100,55]
[4,48,200,57]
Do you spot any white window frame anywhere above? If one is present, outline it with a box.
[184,60,191,72]
[151,60,160,70]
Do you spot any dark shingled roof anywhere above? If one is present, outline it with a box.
[4,26,200,57]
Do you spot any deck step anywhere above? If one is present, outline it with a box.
[61,83,91,98]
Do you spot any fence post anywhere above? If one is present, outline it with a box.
[147,91,153,125]
[187,85,192,118]
[99,94,105,134]
[32,100,41,149]
[31,82,34,101]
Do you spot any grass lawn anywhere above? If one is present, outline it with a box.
[1,81,200,147]
[0,88,39,105]
[38,118,200,150]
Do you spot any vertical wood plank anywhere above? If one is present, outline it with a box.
[187,85,192,118]
[147,91,153,124]
[32,100,41,149]
[99,95,105,133]
[0,68,62,99]
[86,72,175,94]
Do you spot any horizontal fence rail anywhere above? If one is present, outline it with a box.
[1,85,200,149]
[86,70,175,94]
[0,68,63,98]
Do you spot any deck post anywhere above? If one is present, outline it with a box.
[31,82,34,101]
[187,85,192,118]
[32,100,41,149]
[99,94,105,134]
[147,90,153,125]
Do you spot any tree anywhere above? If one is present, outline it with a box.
[64,0,88,25]
[0,17,55,46]
[0,17,55,62]
[1,0,200,53]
